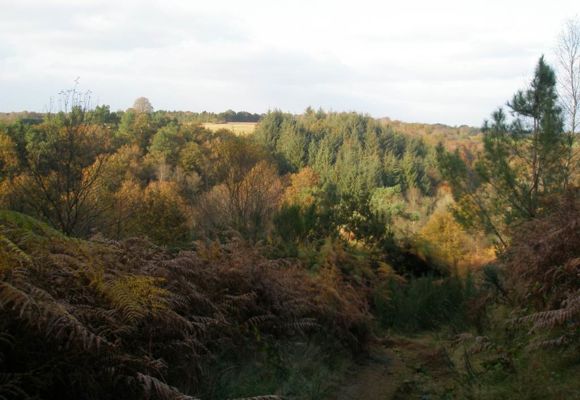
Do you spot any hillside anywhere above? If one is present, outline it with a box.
[1,55,579,399]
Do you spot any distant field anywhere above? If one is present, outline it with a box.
[202,122,257,135]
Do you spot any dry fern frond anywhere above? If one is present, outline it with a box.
[1,213,371,399]
[503,191,580,348]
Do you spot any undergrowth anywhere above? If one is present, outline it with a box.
[0,210,370,400]
[374,274,478,333]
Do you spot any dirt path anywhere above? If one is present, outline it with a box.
[332,336,457,400]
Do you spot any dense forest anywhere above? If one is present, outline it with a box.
[1,40,579,400]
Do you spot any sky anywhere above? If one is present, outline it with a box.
[0,0,578,126]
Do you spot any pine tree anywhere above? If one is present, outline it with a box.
[477,56,565,221]
[438,57,567,246]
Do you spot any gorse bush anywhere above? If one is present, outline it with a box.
[0,211,370,400]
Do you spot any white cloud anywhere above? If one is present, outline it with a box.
[0,0,578,125]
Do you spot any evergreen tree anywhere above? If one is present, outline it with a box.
[438,57,567,246]
[478,56,565,220]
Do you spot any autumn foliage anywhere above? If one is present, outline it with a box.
[0,210,370,399]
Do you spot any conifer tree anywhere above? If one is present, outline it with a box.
[438,57,567,246]
[478,56,565,221]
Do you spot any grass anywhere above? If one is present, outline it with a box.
[202,122,257,136]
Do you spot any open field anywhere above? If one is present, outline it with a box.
[202,122,257,135]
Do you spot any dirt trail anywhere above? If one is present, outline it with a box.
[332,336,456,400]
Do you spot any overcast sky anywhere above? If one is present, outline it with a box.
[0,0,578,125]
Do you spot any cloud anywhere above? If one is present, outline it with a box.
[0,0,578,125]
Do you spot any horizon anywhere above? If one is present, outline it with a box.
[1,0,578,126]
[0,106,483,129]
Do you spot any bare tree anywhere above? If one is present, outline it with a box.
[556,18,580,189]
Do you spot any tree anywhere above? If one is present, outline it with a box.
[91,104,120,125]
[438,57,567,246]
[196,160,283,241]
[132,97,154,114]
[0,130,18,180]
[557,18,580,189]
[149,124,183,170]
[254,110,287,151]
[479,57,564,220]
[116,109,155,152]
[17,89,110,236]
[194,136,280,241]
[276,119,308,172]
[135,181,191,246]
[419,210,468,270]
[437,143,509,248]
[0,131,19,207]
[283,167,320,207]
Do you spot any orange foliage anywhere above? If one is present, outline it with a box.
[283,166,320,207]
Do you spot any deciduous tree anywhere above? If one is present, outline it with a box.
[132,97,154,114]
[17,89,111,235]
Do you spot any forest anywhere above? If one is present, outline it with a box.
[1,31,579,400]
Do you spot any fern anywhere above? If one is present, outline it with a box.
[504,192,580,349]
[1,214,371,399]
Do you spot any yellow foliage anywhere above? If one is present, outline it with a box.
[103,275,169,319]
[419,210,469,270]
[419,209,496,272]
[0,131,18,173]
[376,261,406,284]
[138,181,191,245]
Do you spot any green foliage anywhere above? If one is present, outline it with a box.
[369,185,406,220]
[479,60,565,218]
[439,57,570,246]
[149,123,183,166]
[273,204,318,245]
[375,275,477,332]
[255,110,435,199]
